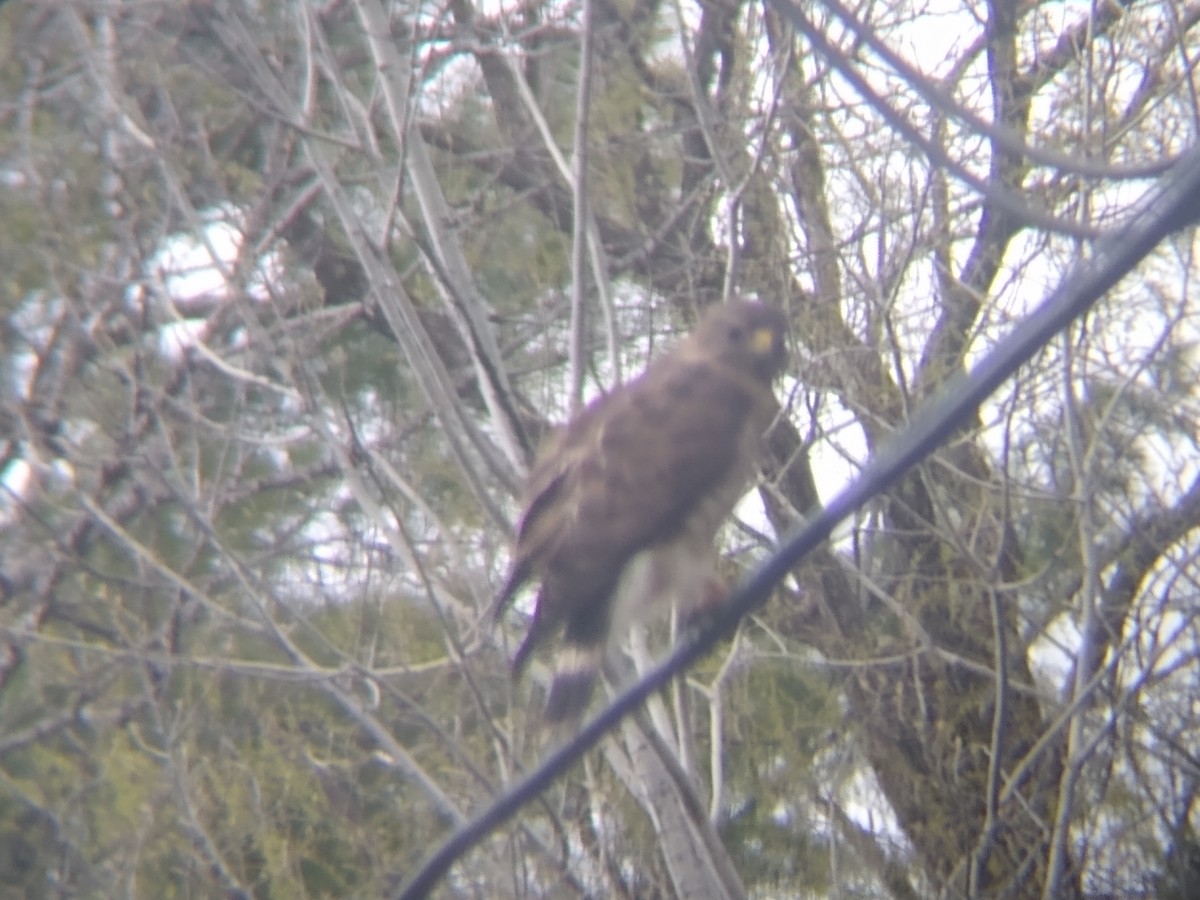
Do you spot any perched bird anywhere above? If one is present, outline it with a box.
[492,300,788,720]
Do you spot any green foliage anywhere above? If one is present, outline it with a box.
[0,590,469,898]
[715,659,845,893]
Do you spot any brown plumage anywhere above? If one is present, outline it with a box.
[492,300,788,720]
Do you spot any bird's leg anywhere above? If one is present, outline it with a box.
[679,573,731,636]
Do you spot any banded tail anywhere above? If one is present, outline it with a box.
[544,642,603,721]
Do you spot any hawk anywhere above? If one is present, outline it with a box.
[492,300,788,720]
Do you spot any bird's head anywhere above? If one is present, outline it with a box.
[694,300,789,383]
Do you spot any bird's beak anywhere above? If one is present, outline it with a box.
[751,326,777,357]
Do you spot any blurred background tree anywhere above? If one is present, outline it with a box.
[1,0,1198,897]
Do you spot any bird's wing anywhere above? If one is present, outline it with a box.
[529,357,758,596]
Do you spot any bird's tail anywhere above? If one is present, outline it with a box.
[544,642,604,721]
[488,560,529,628]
